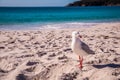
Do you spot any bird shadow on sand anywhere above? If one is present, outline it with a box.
[93,63,120,69]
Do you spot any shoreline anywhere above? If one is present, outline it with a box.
[0,21,120,31]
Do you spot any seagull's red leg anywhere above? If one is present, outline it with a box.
[80,56,83,69]
[78,56,83,69]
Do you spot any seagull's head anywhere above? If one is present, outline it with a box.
[72,31,82,39]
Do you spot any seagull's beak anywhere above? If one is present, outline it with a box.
[79,35,82,38]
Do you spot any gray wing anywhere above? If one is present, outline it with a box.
[81,42,95,54]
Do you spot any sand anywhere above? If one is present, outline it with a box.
[0,22,120,80]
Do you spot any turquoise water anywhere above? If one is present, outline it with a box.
[0,6,120,29]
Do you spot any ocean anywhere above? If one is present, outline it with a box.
[0,6,120,30]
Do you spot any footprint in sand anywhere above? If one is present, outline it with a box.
[26,61,39,66]
[36,51,47,57]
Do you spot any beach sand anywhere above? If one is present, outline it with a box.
[0,22,120,80]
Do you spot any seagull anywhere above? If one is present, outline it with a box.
[71,31,94,69]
